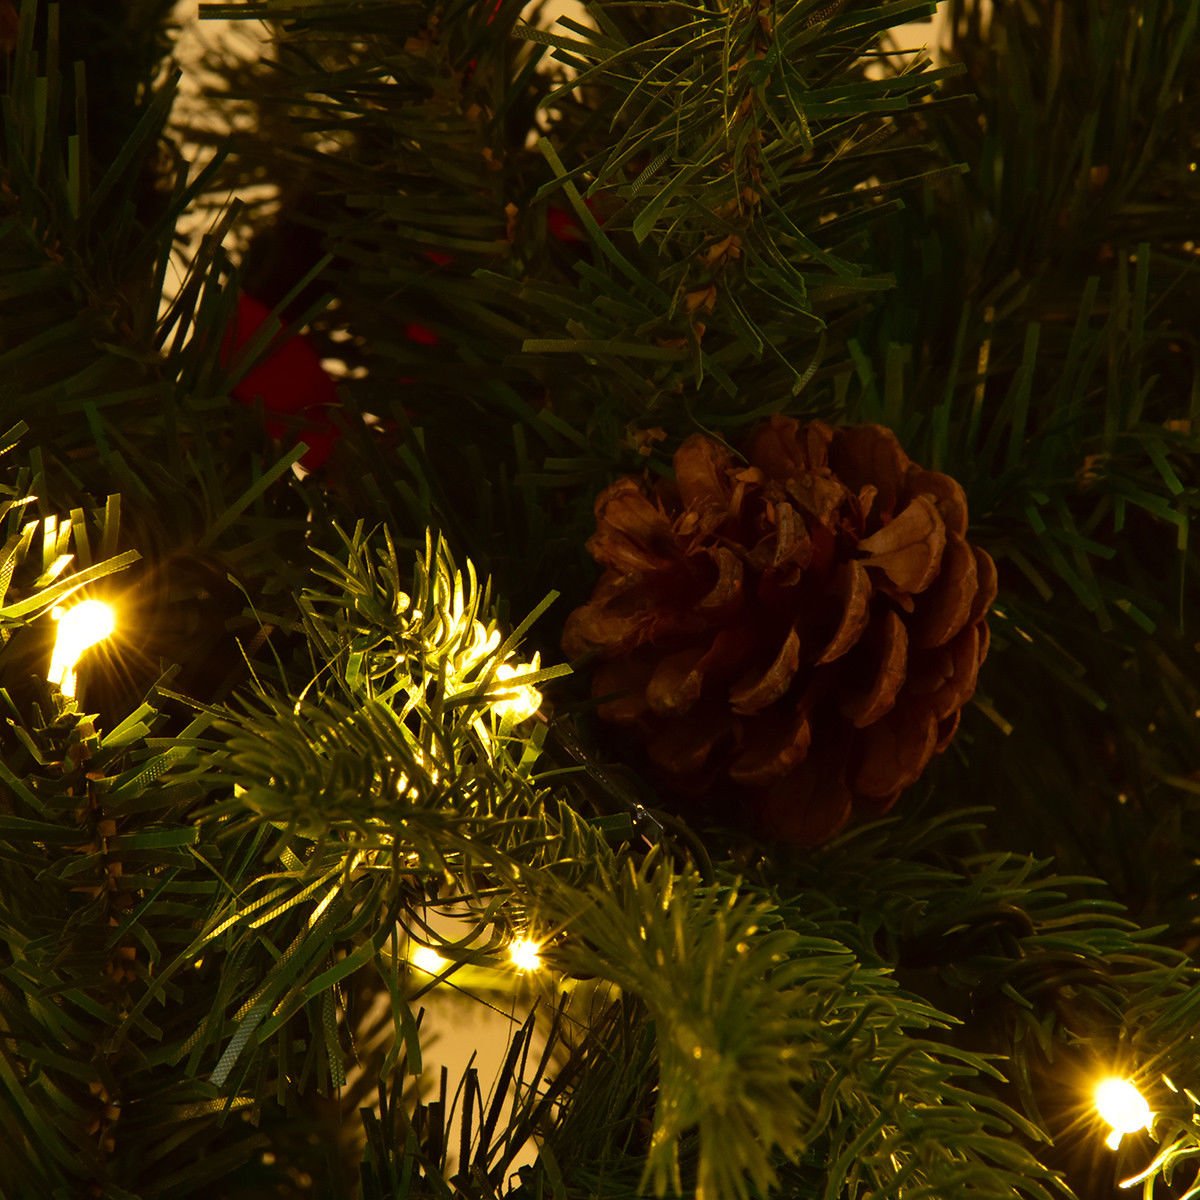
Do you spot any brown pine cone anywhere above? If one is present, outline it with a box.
[562,416,997,845]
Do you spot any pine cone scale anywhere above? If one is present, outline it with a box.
[762,742,853,844]
[911,533,978,649]
[840,609,908,728]
[729,627,802,715]
[696,546,744,612]
[587,479,676,573]
[829,423,910,522]
[645,646,707,715]
[675,433,735,524]
[815,560,872,665]
[728,710,812,786]
[853,704,939,799]
[646,707,731,775]
[857,494,947,593]
[969,546,999,625]
[593,657,653,722]
[906,466,969,535]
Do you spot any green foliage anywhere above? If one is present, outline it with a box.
[0,690,275,1199]
[3,0,1200,1197]
[0,424,139,637]
[838,0,1200,937]
[1121,1074,1200,1199]
[0,458,271,1197]
[512,0,959,394]
[204,526,1073,1200]
[0,0,328,714]
[775,806,1200,1096]
[359,1005,574,1200]
[538,853,1064,1200]
[216,525,567,840]
[182,0,963,615]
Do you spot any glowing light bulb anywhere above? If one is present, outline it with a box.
[410,946,448,975]
[508,937,542,973]
[456,618,501,672]
[492,655,542,722]
[48,599,115,698]
[395,748,441,799]
[1095,1077,1152,1149]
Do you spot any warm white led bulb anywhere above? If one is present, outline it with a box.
[492,656,542,722]
[1095,1077,1152,1149]
[48,600,116,698]
[508,937,542,973]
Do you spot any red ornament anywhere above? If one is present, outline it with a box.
[404,321,441,347]
[548,196,599,245]
[221,293,340,469]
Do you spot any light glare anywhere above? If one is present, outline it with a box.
[410,946,448,975]
[508,938,542,973]
[48,600,116,697]
[1095,1077,1152,1149]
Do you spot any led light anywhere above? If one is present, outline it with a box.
[48,599,115,698]
[396,747,441,799]
[410,946,448,975]
[457,617,501,673]
[1095,1077,1153,1150]
[492,654,542,722]
[508,937,542,973]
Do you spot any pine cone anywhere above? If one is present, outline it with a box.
[562,416,996,845]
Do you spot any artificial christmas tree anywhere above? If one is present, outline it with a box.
[2,0,1200,1198]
